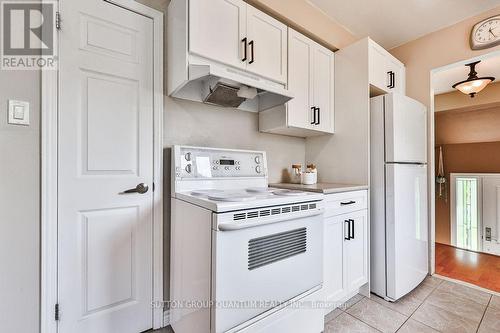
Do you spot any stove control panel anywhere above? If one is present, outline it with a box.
[174,146,267,179]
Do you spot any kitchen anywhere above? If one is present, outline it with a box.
[2,1,500,333]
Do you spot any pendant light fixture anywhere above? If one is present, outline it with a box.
[452,60,495,98]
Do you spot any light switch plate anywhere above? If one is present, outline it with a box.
[8,100,30,125]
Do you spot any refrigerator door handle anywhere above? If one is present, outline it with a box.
[344,220,351,240]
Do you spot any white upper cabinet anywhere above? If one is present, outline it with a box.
[246,5,287,83]
[312,45,335,133]
[259,29,334,137]
[286,30,313,130]
[189,0,247,70]
[369,40,406,94]
[188,0,287,84]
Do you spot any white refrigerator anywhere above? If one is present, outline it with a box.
[370,93,428,301]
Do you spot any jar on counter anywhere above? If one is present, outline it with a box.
[291,164,302,184]
[302,163,318,185]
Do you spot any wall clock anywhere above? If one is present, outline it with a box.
[470,15,500,50]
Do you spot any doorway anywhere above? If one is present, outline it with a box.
[41,1,164,332]
[431,50,500,292]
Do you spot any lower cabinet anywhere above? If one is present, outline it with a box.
[323,191,368,309]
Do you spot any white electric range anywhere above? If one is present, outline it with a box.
[170,146,325,333]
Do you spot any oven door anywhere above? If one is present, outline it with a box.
[212,207,323,333]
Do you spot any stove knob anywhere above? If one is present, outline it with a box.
[255,156,261,164]
[185,164,192,173]
[255,165,262,173]
[185,152,192,161]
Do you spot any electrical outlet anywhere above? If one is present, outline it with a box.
[485,227,492,241]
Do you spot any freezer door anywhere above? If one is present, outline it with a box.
[386,163,428,300]
[385,93,427,163]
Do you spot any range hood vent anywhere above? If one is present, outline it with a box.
[169,62,293,112]
[204,83,247,108]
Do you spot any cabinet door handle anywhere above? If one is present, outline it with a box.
[387,71,395,89]
[310,106,316,125]
[340,200,356,206]
[344,220,351,240]
[350,219,355,239]
[249,40,255,64]
[316,107,320,125]
[241,37,247,62]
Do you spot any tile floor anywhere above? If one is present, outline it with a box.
[326,276,500,333]
[157,276,500,333]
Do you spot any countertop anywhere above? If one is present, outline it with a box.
[269,182,369,194]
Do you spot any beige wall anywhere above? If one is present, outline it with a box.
[435,82,500,112]
[245,0,355,50]
[391,6,500,109]
[436,106,500,145]
[0,68,40,332]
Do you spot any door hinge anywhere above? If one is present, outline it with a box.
[153,182,155,192]
[55,11,61,30]
[55,303,60,321]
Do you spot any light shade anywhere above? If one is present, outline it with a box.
[452,61,495,98]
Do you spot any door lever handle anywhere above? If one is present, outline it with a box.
[121,183,149,194]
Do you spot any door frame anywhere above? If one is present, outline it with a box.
[428,50,500,275]
[449,173,483,252]
[40,1,164,332]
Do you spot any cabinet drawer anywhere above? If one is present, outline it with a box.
[324,190,367,217]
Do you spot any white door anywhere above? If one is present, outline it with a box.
[246,4,287,83]
[189,0,247,69]
[287,29,313,129]
[385,94,427,163]
[344,211,368,292]
[58,0,154,332]
[482,176,500,254]
[323,216,345,305]
[312,45,334,133]
[385,164,428,300]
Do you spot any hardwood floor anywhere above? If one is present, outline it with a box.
[435,242,500,292]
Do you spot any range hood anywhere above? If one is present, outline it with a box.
[169,61,293,112]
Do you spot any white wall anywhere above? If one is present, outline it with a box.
[0,69,40,332]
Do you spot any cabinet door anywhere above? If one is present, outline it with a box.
[312,45,335,133]
[369,45,389,92]
[386,59,406,94]
[287,29,313,129]
[189,0,247,69]
[323,216,346,304]
[246,4,287,83]
[344,210,368,292]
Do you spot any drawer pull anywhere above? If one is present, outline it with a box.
[340,200,356,206]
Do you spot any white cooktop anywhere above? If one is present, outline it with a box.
[175,187,323,213]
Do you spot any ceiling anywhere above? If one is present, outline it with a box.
[307,0,500,49]
[433,55,500,94]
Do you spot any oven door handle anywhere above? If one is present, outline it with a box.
[217,210,324,231]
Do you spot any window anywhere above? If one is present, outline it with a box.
[451,175,481,252]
